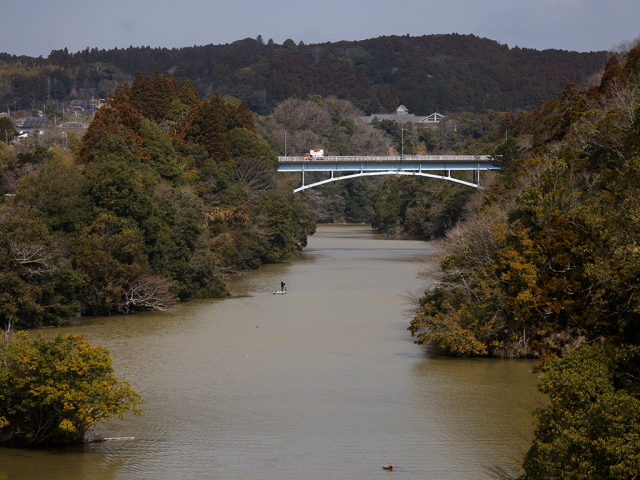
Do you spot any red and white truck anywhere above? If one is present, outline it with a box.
[304,149,324,159]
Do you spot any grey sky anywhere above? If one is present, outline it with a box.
[2,0,639,58]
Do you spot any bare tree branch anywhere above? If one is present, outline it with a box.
[120,276,176,314]
[9,242,57,276]
[234,157,276,196]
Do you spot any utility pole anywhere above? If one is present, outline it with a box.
[401,126,404,159]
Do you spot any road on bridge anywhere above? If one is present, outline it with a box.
[277,155,498,192]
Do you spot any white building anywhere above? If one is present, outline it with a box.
[360,106,444,126]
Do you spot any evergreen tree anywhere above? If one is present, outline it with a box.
[178,80,200,106]
[0,117,17,144]
[79,92,146,164]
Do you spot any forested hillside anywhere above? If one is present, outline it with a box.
[254,95,496,231]
[0,34,607,116]
[402,41,640,480]
[409,43,640,358]
[0,75,315,329]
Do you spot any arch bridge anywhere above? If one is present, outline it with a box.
[278,155,497,193]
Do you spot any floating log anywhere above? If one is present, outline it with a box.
[85,435,135,444]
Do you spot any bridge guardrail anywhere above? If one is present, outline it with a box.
[278,155,492,162]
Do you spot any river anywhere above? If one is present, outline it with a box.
[0,225,541,480]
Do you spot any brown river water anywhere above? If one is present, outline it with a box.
[0,225,541,480]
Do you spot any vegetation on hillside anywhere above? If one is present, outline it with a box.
[0,34,607,116]
[0,34,609,237]
[369,109,510,236]
[409,43,640,358]
[256,95,391,223]
[401,39,640,479]
[256,96,505,229]
[518,344,640,480]
[0,75,315,329]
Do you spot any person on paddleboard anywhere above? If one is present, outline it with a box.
[281,280,286,293]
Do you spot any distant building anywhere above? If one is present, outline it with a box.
[360,106,444,126]
[421,112,444,124]
[71,100,96,112]
[70,99,104,112]
[17,118,48,134]
[58,121,85,130]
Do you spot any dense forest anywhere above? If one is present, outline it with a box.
[405,41,640,480]
[0,34,608,116]
[409,44,640,358]
[0,73,315,329]
[2,32,639,474]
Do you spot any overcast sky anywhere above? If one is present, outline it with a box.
[2,0,639,58]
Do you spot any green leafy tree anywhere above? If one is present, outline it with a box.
[84,136,156,223]
[140,119,183,182]
[372,178,403,232]
[0,211,83,329]
[520,344,640,480]
[15,152,90,232]
[227,127,278,166]
[72,214,175,315]
[490,137,525,169]
[0,271,43,331]
[260,192,296,262]
[0,117,17,144]
[274,39,299,56]
[0,332,143,447]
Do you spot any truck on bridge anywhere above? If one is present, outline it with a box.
[304,149,324,160]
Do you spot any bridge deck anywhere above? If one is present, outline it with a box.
[279,155,492,163]
[278,155,497,173]
[277,155,497,192]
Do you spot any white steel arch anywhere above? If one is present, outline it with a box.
[292,170,481,193]
[277,155,497,193]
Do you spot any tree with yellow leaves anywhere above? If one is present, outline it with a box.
[0,332,142,447]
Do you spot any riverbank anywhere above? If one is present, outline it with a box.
[1,225,540,480]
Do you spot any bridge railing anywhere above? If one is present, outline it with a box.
[278,155,492,163]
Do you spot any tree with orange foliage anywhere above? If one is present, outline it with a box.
[173,95,231,161]
[78,92,148,164]
[234,101,256,133]
[128,70,179,122]
[178,80,200,106]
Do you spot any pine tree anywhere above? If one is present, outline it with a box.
[78,92,147,164]
[173,98,230,161]
[235,101,256,133]
[178,80,200,106]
